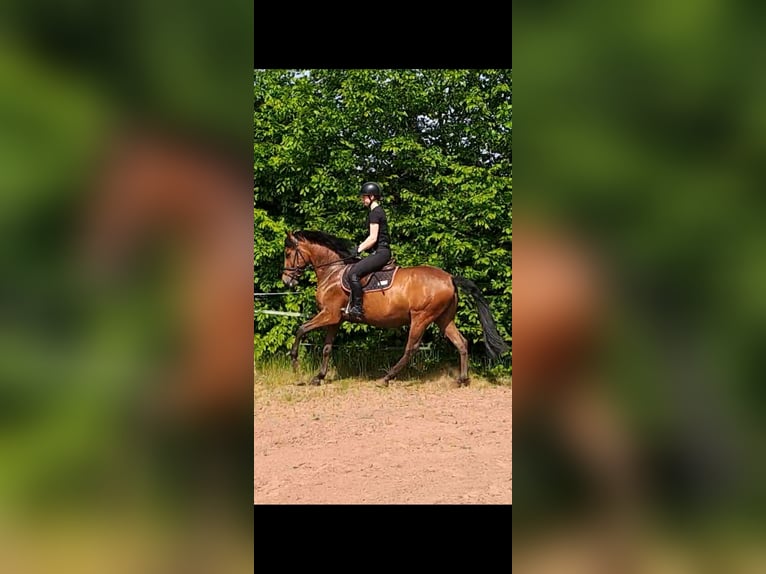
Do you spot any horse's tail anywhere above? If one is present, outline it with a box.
[452,276,510,360]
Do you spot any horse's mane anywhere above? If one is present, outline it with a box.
[289,230,356,258]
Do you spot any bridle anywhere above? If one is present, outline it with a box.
[282,247,309,282]
[283,245,357,282]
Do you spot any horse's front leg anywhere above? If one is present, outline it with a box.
[288,326,304,372]
[288,310,341,384]
[309,323,340,386]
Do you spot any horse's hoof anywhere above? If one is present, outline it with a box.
[375,379,389,388]
[458,377,470,387]
[309,377,323,386]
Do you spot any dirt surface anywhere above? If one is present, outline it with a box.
[254,377,512,504]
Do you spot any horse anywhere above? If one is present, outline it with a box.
[281,229,510,387]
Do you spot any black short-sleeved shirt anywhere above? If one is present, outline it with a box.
[368,205,390,251]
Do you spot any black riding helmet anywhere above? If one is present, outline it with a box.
[359,181,382,198]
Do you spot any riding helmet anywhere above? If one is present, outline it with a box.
[359,181,382,198]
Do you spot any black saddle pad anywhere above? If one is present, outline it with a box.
[341,266,399,293]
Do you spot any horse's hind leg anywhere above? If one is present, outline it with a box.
[378,315,430,387]
[441,320,469,386]
[310,323,340,386]
[436,297,469,386]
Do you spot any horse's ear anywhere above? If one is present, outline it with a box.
[285,231,297,247]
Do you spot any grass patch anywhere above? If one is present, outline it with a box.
[255,341,510,382]
[254,345,511,405]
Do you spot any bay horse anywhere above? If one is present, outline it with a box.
[281,230,509,387]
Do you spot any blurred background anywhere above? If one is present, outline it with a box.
[515,0,766,571]
[0,2,253,572]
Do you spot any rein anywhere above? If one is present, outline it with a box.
[314,255,358,269]
[282,249,358,280]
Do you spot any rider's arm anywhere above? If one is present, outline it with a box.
[357,223,379,254]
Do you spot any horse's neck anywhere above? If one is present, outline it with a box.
[305,246,347,284]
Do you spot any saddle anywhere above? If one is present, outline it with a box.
[341,258,400,293]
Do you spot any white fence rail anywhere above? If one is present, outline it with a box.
[255,291,307,318]
[256,309,304,317]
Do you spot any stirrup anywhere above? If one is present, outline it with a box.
[346,303,364,319]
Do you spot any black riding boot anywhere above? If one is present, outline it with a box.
[347,277,364,320]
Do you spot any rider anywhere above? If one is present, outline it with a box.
[347,181,391,320]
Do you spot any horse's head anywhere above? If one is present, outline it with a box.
[282,231,311,287]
